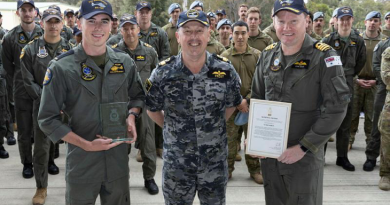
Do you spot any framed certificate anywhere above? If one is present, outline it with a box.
[246,99,291,158]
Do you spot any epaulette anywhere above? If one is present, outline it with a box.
[28,39,36,45]
[382,37,389,41]
[159,57,174,66]
[54,49,74,61]
[144,42,152,48]
[359,33,363,37]
[324,33,330,38]
[213,54,229,62]
[264,43,277,51]
[314,42,331,52]
[69,42,75,47]
[111,44,118,48]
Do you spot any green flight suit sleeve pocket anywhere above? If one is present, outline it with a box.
[330,75,350,105]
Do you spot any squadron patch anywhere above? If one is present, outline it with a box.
[207,69,230,79]
[324,56,342,68]
[18,33,27,44]
[20,48,25,59]
[37,46,48,58]
[292,60,310,69]
[135,55,146,61]
[145,79,152,93]
[81,63,97,81]
[270,57,281,71]
[43,68,52,86]
[109,63,125,74]
[334,40,341,50]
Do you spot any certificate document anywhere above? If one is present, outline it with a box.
[246,99,291,158]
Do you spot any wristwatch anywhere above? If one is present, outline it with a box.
[300,144,309,153]
[129,111,140,119]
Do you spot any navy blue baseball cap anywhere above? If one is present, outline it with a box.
[17,0,35,9]
[365,11,381,20]
[337,7,353,18]
[217,19,232,30]
[64,9,75,16]
[79,0,113,20]
[119,14,138,27]
[207,12,216,19]
[168,3,181,14]
[177,10,209,28]
[313,12,324,21]
[48,5,61,13]
[136,1,152,11]
[273,0,308,17]
[42,8,62,22]
[73,27,82,36]
[189,1,203,10]
[216,9,226,16]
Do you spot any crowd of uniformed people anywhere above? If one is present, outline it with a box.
[0,0,390,204]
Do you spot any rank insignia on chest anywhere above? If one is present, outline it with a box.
[18,33,27,44]
[334,40,341,49]
[350,41,357,46]
[81,63,97,81]
[61,48,68,53]
[207,69,230,79]
[292,60,310,69]
[37,46,48,58]
[136,55,146,61]
[109,63,125,74]
[150,32,158,37]
[145,79,152,93]
[43,68,52,86]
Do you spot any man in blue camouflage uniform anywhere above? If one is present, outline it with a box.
[146,10,242,204]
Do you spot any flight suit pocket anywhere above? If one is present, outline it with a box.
[330,75,350,104]
[264,76,275,100]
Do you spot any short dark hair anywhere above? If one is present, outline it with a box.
[232,21,249,32]
[308,11,313,21]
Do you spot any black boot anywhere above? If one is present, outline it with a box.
[363,159,376,171]
[6,136,16,145]
[48,161,59,175]
[0,145,9,159]
[336,157,355,171]
[23,163,34,178]
[54,143,59,159]
[145,179,159,195]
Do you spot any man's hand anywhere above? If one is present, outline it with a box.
[237,99,249,113]
[356,79,376,89]
[277,145,306,164]
[85,136,124,151]
[125,115,137,144]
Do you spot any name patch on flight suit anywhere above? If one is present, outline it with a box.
[145,79,152,93]
[18,33,27,44]
[109,63,125,74]
[207,69,230,79]
[61,48,68,53]
[43,68,52,86]
[81,63,97,81]
[292,60,310,69]
[350,41,357,47]
[270,58,281,72]
[135,55,146,61]
[37,46,48,58]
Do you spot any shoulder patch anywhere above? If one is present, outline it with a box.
[54,49,74,61]
[111,44,118,48]
[264,43,277,51]
[324,34,330,38]
[144,42,152,48]
[314,42,331,52]
[159,57,173,66]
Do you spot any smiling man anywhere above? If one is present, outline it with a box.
[146,9,242,204]
[2,0,43,179]
[20,8,73,205]
[37,1,145,204]
[251,0,349,204]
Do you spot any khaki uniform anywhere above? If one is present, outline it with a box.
[20,36,72,188]
[366,37,390,161]
[60,25,73,42]
[113,40,158,180]
[162,22,179,56]
[310,32,322,41]
[350,32,385,145]
[248,28,273,52]
[221,45,261,175]
[211,29,219,41]
[252,34,349,205]
[322,31,366,158]
[263,23,279,43]
[206,38,226,55]
[38,44,145,204]
[382,26,390,37]
[314,30,326,38]
[139,23,170,61]
[2,24,43,165]
[379,47,390,178]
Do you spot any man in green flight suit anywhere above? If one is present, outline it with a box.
[37,1,145,204]
[113,13,160,195]
[322,6,366,172]
[48,5,73,42]
[251,0,349,204]
[20,8,73,205]
[162,3,181,56]
[221,21,263,184]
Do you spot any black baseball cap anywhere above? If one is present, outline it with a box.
[216,9,226,16]
[79,0,113,20]
[177,10,209,28]
[73,27,82,36]
[17,0,35,9]
[64,9,75,16]
[337,6,353,19]
[42,8,62,22]
[207,12,216,19]
[273,0,308,17]
[119,14,138,27]
[136,1,152,11]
